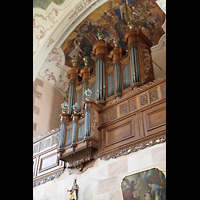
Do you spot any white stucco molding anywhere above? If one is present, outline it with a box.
[156,0,166,14]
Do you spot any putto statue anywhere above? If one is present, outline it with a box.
[67,179,79,200]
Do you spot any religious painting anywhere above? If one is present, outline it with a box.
[61,0,165,68]
[121,167,166,200]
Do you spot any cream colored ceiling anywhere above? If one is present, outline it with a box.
[33,0,166,96]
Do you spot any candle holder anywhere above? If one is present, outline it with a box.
[84,88,92,101]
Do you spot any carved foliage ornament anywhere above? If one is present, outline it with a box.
[140,42,151,82]
[101,136,166,161]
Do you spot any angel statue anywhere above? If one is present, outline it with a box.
[67,179,79,200]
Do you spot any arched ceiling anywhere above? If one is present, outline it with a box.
[33,0,66,10]
[33,0,166,96]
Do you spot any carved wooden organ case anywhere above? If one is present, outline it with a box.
[57,29,158,172]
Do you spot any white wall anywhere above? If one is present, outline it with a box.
[33,142,166,200]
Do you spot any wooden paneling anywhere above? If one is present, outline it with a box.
[100,114,140,153]
[97,78,166,158]
[34,147,64,180]
[106,120,134,146]
[39,153,58,172]
[142,102,166,136]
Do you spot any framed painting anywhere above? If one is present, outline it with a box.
[121,167,166,200]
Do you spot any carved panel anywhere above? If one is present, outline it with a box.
[45,137,52,148]
[139,93,148,107]
[110,107,117,121]
[129,98,137,112]
[39,153,57,172]
[140,42,151,82]
[106,120,134,147]
[161,83,166,98]
[149,89,158,103]
[33,143,39,154]
[142,102,166,136]
[120,102,128,117]
[40,139,46,151]
[102,111,109,124]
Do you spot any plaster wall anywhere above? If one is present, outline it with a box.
[33,142,166,200]
[33,78,63,139]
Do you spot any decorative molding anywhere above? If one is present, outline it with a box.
[100,135,166,161]
[37,69,69,96]
[33,170,64,187]
[104,75,166,109]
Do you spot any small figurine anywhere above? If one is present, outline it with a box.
[67,179,79,200]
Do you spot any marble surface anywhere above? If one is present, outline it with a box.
[33,142,166,200]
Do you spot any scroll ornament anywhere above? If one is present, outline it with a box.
[140,42,151,82]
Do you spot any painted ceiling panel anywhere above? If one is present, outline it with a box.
[61,0,165,68]
[33,0,66,10]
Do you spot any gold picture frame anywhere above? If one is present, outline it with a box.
[121,167,166,200]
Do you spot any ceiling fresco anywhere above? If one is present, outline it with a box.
[61,0,165,68]
[33,0,65,10]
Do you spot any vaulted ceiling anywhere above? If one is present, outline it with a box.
[33,0,166,96]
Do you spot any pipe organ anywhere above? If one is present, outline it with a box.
[57,27,165,172]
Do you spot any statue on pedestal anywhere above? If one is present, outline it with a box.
[67,179,79,200]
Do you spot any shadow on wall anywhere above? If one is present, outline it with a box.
[33,78,64,138]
